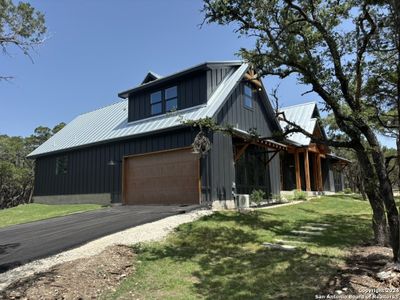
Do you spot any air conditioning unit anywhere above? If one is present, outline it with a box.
[237,194,250,208]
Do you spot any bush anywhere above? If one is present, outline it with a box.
[293,190,308,200]
[343,188,352,194]
[250,189,266,205]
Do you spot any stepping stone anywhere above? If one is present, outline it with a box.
[274,239,308,245]
[291,230,323,236]
[308,223,332,227]
[262,242,297,251]
[300,225,326,231]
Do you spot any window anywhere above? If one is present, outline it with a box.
[56,155,68,175]
[165,86,178,112]
[244,84,253,109]
[149,86,178,115]
[150,91,162,115]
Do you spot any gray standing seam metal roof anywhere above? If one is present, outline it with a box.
[279,102,318,146]
[28,63,249,158]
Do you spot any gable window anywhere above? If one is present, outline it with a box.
[244,84,253,109]
[165,86,178,112]
[150,91,162,115]
[56,155,68,175]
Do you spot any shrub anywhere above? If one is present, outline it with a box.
[271,193,283,202]
[343,188,352,194]
[250,189,266,205]
[293,190,308,200]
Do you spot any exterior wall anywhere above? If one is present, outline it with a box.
[34,194,111,205]
[206,67,235,98]
[34,128,202,203]
[215,82,275,137]
[211,80,281,200]
[128,71,208,122]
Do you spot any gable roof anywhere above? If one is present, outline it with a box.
[279,102,319,146]
[28,63,249,158]
[141,71,162,84]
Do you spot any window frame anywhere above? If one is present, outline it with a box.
[150,91,163,116]
[243,84,254,110]
[149,86,179,116]
[165,86,178,112]
[55,155,68,175]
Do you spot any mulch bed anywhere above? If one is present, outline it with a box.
[0,245,134,300]
[321,243,400,298]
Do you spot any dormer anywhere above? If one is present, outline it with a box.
[118,61,242,123]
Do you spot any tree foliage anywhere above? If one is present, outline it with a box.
[203,0,399,259]
[0,0,46,80]
[0,122,65,209]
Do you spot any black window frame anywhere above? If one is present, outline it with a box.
[243,84,254,109]
[149,86,179,116]
[150,90,163,116]
[165,86,178,112]
[55,155,68,175]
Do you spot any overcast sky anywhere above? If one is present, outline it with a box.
[0,0,395,148]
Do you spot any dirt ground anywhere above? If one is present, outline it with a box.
[322,243,400,298]
[0,245,134,300]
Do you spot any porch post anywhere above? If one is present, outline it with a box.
[294,150,301,190]
[316,154,323,191]
[304,149,311,191]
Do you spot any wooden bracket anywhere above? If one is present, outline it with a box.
[234,144,249,162]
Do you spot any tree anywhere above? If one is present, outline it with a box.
[0,0,46,80]
[203,0,399,260]
[0,122,65,208]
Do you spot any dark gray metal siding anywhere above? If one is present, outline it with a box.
[128,72,207,122]
[209,80,282,200]
[34,128,204,203]
[216,82,274,137]
[206,67,234,98]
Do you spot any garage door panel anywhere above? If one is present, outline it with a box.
[123,149,200,205]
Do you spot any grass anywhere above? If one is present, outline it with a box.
[0,203,103,228]
[106,196,373,300]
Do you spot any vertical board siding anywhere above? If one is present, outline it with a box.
[128,72,207,122]
[269,152,281,196]
[216,82,274,137]
[34,128,201,203]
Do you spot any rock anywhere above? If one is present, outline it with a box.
[377,270,395,281]
[335,290,343,295]
[290,230,323,236]
[262,242,297,251]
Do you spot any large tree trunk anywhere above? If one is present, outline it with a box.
[356,149,389,246]
[364,130,400,261]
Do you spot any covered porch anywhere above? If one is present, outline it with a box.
[281,143,330,192]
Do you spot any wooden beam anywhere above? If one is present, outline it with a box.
[312,153,318,191]
[234,144,249,162]
[244,73,263,88]
[304,149,311,192]
[294,150,301,190]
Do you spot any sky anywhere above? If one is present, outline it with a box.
[0,0,396,148]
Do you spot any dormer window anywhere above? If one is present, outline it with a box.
[150,86,178,116]
[165,86,178,112]
[244,84,253,109]
[150,91,162,115]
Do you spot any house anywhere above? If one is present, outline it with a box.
[28,61,348,207]
[278,102,349,194]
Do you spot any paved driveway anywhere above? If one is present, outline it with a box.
[0,204,200,273]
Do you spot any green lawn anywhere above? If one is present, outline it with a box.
[0,203,103,228]
[106,196,373,300]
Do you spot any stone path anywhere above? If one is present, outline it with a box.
[263,222,333,252]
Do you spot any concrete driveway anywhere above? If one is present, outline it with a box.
[0,204,200,273]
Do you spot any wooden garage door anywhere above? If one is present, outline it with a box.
[123,148,200,205]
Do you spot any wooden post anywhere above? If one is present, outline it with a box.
[304,149,311,192]
[317,154,323,191]
[294,150,301,190]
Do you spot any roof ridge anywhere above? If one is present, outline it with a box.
[280,101,316,110]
